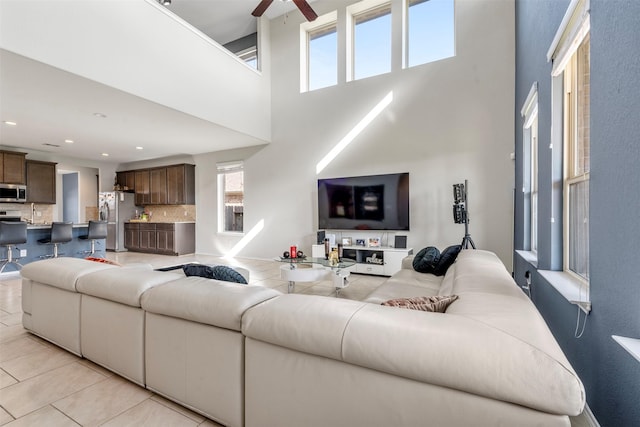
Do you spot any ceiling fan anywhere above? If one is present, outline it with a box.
[252,0,318,22]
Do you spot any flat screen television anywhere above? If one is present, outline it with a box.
[318,173,410,231]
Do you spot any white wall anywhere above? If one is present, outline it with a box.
[0,0,271,141]
[194,0,516,268]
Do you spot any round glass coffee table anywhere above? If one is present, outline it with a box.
[276,257,356,295]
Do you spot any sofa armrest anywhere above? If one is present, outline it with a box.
[401,255,415,270]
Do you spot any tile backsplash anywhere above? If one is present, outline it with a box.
[142,205,196,222]
[0,203,53,223]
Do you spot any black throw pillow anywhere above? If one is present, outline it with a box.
[182,263,215,279]
[412,246,441,274]
[434,245,462,276]
[212,265,248,284]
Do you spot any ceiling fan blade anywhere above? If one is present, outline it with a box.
[292,0,318,21]
[251,0,274,17]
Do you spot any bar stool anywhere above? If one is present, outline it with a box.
[0,221,28,273]
[79,220,108,257]
[37,222,73,258]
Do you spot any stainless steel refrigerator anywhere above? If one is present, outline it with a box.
[99,191,137,252]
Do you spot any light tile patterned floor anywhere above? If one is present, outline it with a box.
[0,252,384,426]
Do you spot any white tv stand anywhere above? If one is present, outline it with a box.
[311,244,413,277]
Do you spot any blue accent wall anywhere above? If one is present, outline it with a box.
[514,1,640,425]
[62,173,79,223]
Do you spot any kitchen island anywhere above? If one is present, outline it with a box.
[0,223,105,273]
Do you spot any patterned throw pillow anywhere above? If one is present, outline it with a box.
[85,257,121,266]
[182,263,215,279]
[211,265,248,284]
[381,295,459,313]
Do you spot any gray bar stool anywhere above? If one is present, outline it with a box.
[38,222,73,258]
[79,220,108,256]
[0,221,28,273]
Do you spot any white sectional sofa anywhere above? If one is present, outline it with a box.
[20,249,585,427]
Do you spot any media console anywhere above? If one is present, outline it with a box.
[311,244,413,277]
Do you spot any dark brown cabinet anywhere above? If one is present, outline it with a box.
[0,150,27,184]
[150,168,167,205]
[118,164,194,206]
[138,223,157,251]
[124,223,140,249]
[166,164,195,205]
[116,171,135,192]
[124,222,194,255]
[26,160,56,204]
[134,170,150,206]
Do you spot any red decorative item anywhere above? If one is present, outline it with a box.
[290,245,297,258]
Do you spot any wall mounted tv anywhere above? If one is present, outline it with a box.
[318,173,410,231]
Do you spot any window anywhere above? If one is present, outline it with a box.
[301,11,337,92]
[548,0,590,283]
[217,162,244,233]
[351,3,392,80]
[237,47,258,70]
[521,83,539,253]
[308,23,337,91]
[563,34,590,281]
[406,0,455,68]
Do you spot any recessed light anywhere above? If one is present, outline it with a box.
[3,121,17,126]
[101,153,109,157]
[64,139,74,144]
[136,146,143,150]
[93,113,107,118]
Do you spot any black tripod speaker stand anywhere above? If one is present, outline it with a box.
[453,180,476,249]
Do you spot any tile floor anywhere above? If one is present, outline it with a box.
[0,252,591,426]
[0,252,385,426]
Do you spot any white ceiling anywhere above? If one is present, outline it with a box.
[0,0,315,165]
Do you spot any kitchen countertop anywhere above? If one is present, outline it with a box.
[125,221,196,224]
[27,223,89,230]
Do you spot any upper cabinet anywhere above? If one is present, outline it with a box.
[26,160,56,204]
[167,164,195,205]
[121,164,195,206]
[149,167,167,205]
[134,169,150,206]
[0,151,27,184]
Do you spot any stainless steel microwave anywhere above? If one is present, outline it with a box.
[0,184,27,203]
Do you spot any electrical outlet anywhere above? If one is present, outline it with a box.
[163,211,166,216]
[20,249,27,257]
[36,211,42,217]
[184,211,188,216]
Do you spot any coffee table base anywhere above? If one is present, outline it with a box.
[280,264,351,295]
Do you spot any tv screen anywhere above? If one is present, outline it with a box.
[318,173,409,231]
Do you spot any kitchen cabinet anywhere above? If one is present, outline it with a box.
[150,168,167,205]
[155,223,175,254]
[134,170,150,206]
[138,223,157,251]
[124,223,140,249]
[0,150,27,184]
[116,171,135,192]
[26,160,56,204]
[124,222,194,255]
[118,164,195,206]
[166,164,195,205]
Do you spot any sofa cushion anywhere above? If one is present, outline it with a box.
[141,277,280,331]
[412,246,440,273]
[76,266,178,307]
[434,245,462,276]
[20,257,117,292]
[381,295,459,312]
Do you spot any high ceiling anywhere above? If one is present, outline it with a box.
[0,0,314,165]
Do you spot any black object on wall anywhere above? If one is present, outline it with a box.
[317,230,325,245]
